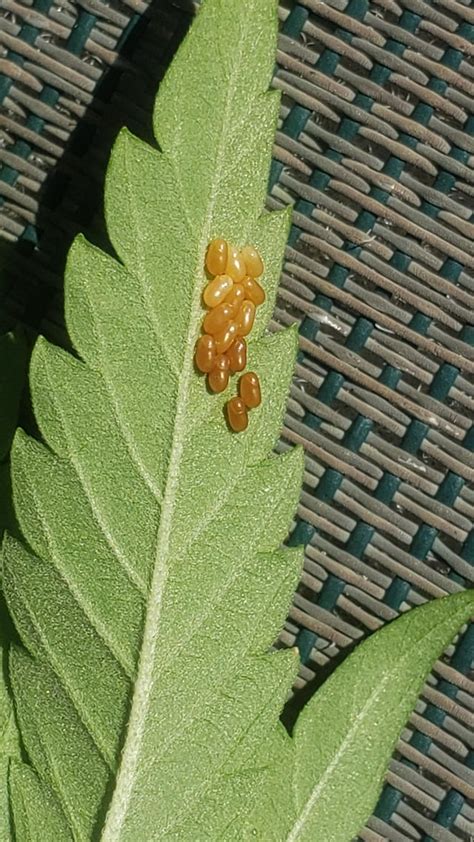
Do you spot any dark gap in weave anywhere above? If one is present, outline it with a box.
[1,0,195,435]
[0,0,195,319]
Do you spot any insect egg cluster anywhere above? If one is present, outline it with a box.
[195,238,265,432]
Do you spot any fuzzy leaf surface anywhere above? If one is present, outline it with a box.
[9,761,72,842]
[3,0,304,839]
[3,2,473,842]
[0,632,20,841]
[247,591,474,842]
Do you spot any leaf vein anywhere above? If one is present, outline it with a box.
[100,17,252,835]
[152,488,293,773]
[286,618,460,841]
[43,358,149,597]
[80,276,166,506]
[20,474,135,681]
[122,142,181,378]
[170,158,195,235]
[18,684,86,840]
[12,585,114,771]
[165,653,283,835]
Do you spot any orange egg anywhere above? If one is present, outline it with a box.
[195,334,216,373]
[208,366,229,393]
[203,302,233,335]
[203,274,233,308]
[214,353,230,372]
[235,300,256,337]
[242,276,265,307]
[226,396,248,432]
[241,245,264,278]
[214,322,238,354]
[206,239,228,276]
[227,337,247,373]
[225,245,246,283]
[239,371,261,409]
[225,283,245,318]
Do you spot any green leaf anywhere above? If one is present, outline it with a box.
[2,1,473,841]
[9,760,72,842]
[0,629,20,840]
[247,590,474,842]
[0,464,12,544]
[2,631,71,842]
[3,0,304,838]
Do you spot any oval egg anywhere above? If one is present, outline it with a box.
[226,396,248,432]
[214,322,238,354]
[206,238,228,276]
[226,245,246,283]
[227,337,247,373]
[235,300,256,337]
[225,283,245,318]
[203,274,233,308]
[242,276,265,307]
[203,302,233,335]
[208,367,229,393]
[239,371,261,409]
[195,334,216,373]
[241,245,264,278]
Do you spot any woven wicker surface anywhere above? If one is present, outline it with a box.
[0,0,473,840]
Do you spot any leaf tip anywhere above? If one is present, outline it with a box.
[10,425,29,460]
[291,442,306,473]
[29,334,51,385]
[442,588,474,622]
[68,232,87,260]
[287,321,300,351]
[109,125,136,164]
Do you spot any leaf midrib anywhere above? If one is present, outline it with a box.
[100,20,250,839]
[285,617,455,842]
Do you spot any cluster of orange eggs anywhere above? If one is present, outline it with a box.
[195,238,265,432]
